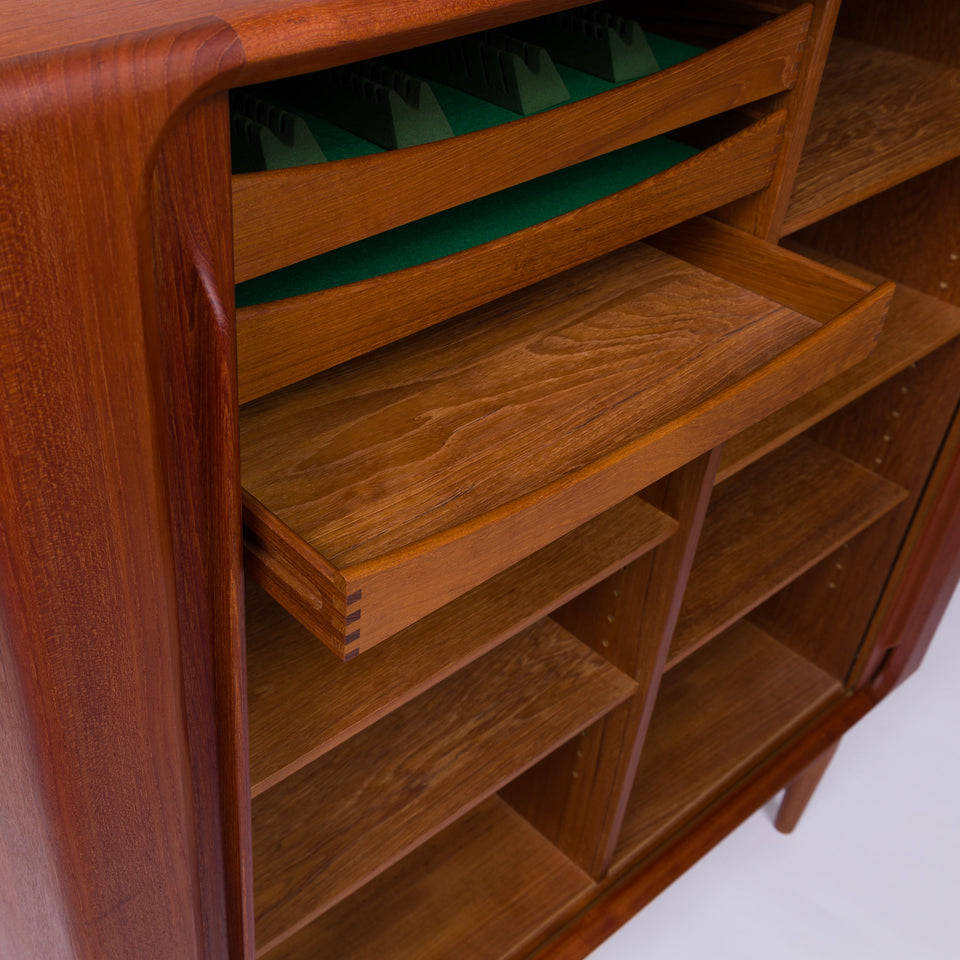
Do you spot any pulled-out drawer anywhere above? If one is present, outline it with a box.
[239,218,893,660]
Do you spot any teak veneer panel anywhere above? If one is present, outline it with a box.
[261,797,591,960]
[784,36,960,234]
[232,6,809,281]
[246,494,676,794]
[615,620,842,868]
[235,114,784,402]
[718,259,960,480]
[241,223,891,659]
[670,436,907,667]
[251,618,634,954]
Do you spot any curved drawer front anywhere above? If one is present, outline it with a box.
[236,113,785,403]
[231,5,810,283]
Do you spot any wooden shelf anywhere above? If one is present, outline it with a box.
[251,618,634,955]
[784,37,960,234]
[614,619,842,869]
[246,493,676,795]
[232,7,808,283]
[241,219,890,660]
[669,436,907,668]
[719,253,960,481]
[261,797,592,960]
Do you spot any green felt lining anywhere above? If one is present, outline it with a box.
[236,135,698,307]
[256,34,702,162]
[235,32,704,308]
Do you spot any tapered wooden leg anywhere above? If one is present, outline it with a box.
[775,739,840,834]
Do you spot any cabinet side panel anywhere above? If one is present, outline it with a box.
[148,93,253,960]
[865,401,960,694]
[0,601,77,960]
[0,23,244,960]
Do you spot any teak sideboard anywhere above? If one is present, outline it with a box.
[1,1,958,958]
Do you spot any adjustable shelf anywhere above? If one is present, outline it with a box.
[784,36,960,234]
[251,618,634,955]
[240,219,891,659]
[246,493,676,795]
[260,797,592,960]
[669,436,907,669]
[718,252,960,481]
[614,619,843,870]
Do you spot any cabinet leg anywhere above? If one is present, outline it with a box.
[775,739,840,834]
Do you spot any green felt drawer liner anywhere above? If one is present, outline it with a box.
[235,32,703,307]
[235,135,699,307]
[261,33,702,164]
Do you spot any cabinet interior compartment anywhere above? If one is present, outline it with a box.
[783,34,960,235]
[250,617,635,954]
[613,618,843,869]
[234,5,960,960]
[257,796,593,960]
[670,435,908,669]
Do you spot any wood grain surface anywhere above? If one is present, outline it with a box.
[0,24,245,960]
[752,340,960,681]
[784,36,960,233]
[251,619,635,954]
[246,494,675,794]
[671,436,907,666]
[502,450,720,878]
[240,245,810,569]
[240,238,819,655]
[650,215,877,321]
[719,255,960,479]
[0,1,594,72]
[261,797,592,960]
[232,5,808,281]
[235,114,784,402]
[615,619,842,867]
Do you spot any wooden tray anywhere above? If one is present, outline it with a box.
[233,6,809,283]
[240,218,893,660]
[235,114,786,402]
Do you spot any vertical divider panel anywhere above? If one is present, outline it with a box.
[718,0,841,241]
[500,447,722,878]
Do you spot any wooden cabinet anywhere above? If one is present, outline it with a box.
[1,2,958,959]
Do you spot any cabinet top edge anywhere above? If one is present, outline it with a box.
[0,0,588,78]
